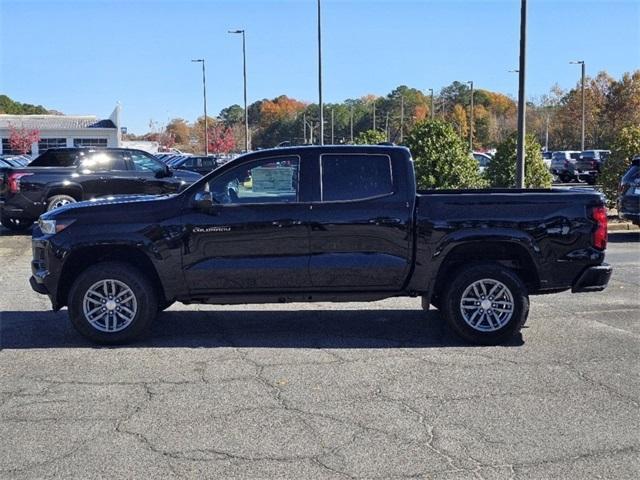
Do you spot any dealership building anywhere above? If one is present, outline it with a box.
[0,105,121,156]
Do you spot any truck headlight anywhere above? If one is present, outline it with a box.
[38,219,74,235]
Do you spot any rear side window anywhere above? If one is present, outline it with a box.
[320,154,393,202]
[79,151,127,171]
[29,150,78,167]
[570,152,581,160]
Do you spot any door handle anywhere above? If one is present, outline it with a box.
[272,220,302,228]
[369,217,402,226]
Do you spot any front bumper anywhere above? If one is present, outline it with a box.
[572,264,612,293]
[30,237,62,309]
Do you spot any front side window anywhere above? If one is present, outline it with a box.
[320,154,393,202]
[129,152,165,174]
[206,156,299,204]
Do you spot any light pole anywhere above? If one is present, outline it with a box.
[191,59,208,155]
[228,29,249,151]
[330,108,335,144]
[467,80,474,151]
[385,112,390,141]
[515,0,527,188]
[400,95,405,143]
[350,105,354,143]
[317,0,324,145]
[372,99,376,130]
[428,88,434,119]
[570,60,586,151]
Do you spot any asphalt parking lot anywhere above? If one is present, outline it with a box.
[0,228,638,479]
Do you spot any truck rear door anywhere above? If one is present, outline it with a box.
[308,151,413,289]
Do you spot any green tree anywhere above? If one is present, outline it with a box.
[486,132,552,188]
[354,129,387,145]
[219,104,245,125]
[600,125,640,207]
[405,120,485,189]
[0,94,49,114]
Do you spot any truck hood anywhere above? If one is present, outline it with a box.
[40,194,178,221]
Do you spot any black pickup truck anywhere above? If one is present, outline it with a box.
[30,145,611,345]
[0,147,201,231]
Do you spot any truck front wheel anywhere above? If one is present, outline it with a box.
[68,262,158,344]
[442,263,529,345]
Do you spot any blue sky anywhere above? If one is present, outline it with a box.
[1,0,638,134]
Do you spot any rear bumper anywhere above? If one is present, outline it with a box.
[572,264,612,293]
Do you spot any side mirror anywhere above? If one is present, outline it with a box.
[156,165,172,178]
[193,191,214,212]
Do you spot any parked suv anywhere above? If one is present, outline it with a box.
[550,151,581,183]
[0,148,201,231]
[575,150,611,185]
[618,157,640,225]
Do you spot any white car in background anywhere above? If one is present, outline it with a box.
[472,152,492,173]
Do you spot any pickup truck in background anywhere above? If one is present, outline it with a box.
[30,145,611,345]
[575,149,611,185]
[0,147,201,231]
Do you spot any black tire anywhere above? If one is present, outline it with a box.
[560,173,572,183]
[46,194,77,212]
[1,216,33,232]
[68,262,158,344]
[442,263,529,345]
[586,177,597,186]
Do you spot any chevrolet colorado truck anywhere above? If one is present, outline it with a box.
[0,147,201,231]
[30,145,612,345]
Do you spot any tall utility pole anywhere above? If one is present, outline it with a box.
[372,99,376,130]
[467,80,474,151]
[545,115,549,152]
[330,108,334,144]
[385,112,390,141]
[317,0,324,145]
[191,59,208,155]
[349,105,354,143]
[303,113,307,144]
[428,88,434,119]
[228,30,249,151]
[515,0,527,188]
[400,95,405,143]
[570,60,586,151]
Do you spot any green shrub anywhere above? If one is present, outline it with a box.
[486,133,552,188]
[405,120,485,189]
[600,125,640,208]
[354,129,387,145]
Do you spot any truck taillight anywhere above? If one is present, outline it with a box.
[7,173,32,193]
[592,205,607,250]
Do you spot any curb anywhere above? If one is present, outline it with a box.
[608,222,639,231]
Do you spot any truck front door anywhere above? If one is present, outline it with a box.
[182,154,311,293]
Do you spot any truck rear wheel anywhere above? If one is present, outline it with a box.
[442,263,528,345]
[47,194,77,212]
[68,262,158,344]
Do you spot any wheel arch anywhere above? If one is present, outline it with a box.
[45,184,84,202]
[58,245,167,309]
[430,240,540,303]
